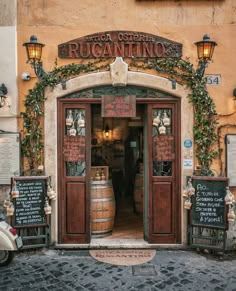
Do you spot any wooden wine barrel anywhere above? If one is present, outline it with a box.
[134,174,144,214]
[91,180,116,237]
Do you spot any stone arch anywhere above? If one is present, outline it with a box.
[45,70,193,244]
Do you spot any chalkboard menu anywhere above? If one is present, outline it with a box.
[191,176,228,229]
[12,176,47,227]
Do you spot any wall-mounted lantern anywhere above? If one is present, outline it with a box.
[104,125,110,139]
[195,34,217,78]
[23,35,46,79]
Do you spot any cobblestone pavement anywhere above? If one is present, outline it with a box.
[0,249,236,291]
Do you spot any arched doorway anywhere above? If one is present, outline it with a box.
[44,71,193,246]
[56,85,181,244]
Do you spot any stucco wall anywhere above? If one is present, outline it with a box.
[0,0,17,129]
[17,1,236,173]
[16,0,236,246]
[0,0,17,221]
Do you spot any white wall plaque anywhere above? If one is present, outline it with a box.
[206,74,221,86]
[226,134,236,186]
[183,159,193,169]
[0,132,20,184]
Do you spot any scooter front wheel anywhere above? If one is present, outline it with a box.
[0,250,14,266]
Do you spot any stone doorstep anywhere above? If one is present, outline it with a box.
[55,239,187,250]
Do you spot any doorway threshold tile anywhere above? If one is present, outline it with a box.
[90,238,150,249]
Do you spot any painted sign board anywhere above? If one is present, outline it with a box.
[102,95,136,118]
[63,136,85,162]
[153,135,175,161]
[58,31,182,59]
[0,132,20,184]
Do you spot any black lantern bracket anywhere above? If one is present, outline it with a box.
[195,34,217,79]
[23,35,47,79]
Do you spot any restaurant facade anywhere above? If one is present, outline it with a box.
[0,0,236,249]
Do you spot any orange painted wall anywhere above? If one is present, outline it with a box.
[17,0,236,181]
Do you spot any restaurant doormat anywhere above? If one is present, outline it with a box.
[89,249,156,266]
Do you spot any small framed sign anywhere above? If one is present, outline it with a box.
[102,95,136,118]
[206,74,221,86]
[0,131,20,184]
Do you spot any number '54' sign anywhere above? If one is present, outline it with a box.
[205,74,221,86]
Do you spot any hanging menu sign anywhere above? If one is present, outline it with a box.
[102,95,136,117]
[191,176,228,229]
[58,31,182,59]
[63,136,85,162]
[13,176,47,227]
[0,132,20,184]
[153,135,175,161]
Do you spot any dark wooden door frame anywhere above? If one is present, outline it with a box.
[147,100,181,244]
[57,97,181,244]
[58,99,91,243]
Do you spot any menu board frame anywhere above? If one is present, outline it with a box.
[0,131,21,184]
[191,176,228,230]
[101,95,136,118]
[226,134,236,186]
[12,176,48,227]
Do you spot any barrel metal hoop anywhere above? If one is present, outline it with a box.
[91,198,114,202]
[91,217,114,222]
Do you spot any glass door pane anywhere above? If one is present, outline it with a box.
[152,108,173,177]
[64,108,86,176]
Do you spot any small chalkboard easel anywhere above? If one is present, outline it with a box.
[189,176,228,252]
[11,176,50,249]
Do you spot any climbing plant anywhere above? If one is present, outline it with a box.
[21,57,218,176]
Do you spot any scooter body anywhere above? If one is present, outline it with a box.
[0,213,23,266]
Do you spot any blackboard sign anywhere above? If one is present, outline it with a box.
[12,176,47,227]
[191,176,228,229]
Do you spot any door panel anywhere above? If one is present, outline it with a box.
[148,102,181,244]
[58,101,91,244]
[152,182,172,234]
[66,182,85,234]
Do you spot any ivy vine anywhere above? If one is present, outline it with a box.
[21,57,218,176]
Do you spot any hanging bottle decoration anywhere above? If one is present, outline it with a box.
[3,199,10,208]
[227,206,235,222]
[69,122,76,136]
[163,111,171,126]
[11,180,19,198]
[183,178,195,209]
[47,184,57,200]
[225,187,234,205]
[44,197,52,215]
[6,202,14,216]
[66,110,73,126]
[158,122,166,135]
[4,190,11,208]
[152,112,161,127]
[77,112,85,128]
[184,198,192,210]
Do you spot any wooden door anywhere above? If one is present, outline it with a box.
[58,101,91,243]
[147,102,181,243]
